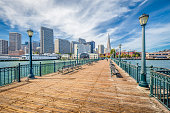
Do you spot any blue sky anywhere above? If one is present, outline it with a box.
[0,0,170,52]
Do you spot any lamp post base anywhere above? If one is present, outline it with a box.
[27,74,35,79]
[139,81,148,87]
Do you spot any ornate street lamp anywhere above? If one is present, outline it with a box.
[27,29,35,79]
[139,14,149,87]
[119,44,121,66]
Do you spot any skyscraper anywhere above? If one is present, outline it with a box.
[107,34,111,53]
[79,38,86,44]
[9,32,21,51]
[40,26,54,54]
[55,38,70,54]
[70,41,79,54]
[98,45,104,54]
[87,41,95,53]
[0,39,8,54]
[74,43,91,54]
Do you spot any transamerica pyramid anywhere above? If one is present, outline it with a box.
[107,33,111,53]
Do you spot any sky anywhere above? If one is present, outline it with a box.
[0,0,170,52]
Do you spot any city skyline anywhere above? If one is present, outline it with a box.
[0,0,170,52]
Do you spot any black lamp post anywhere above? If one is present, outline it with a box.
[27,29,35,79]
[119,44,121,66]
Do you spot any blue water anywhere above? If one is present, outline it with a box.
[124,60,170,69]
[0,60,67,68]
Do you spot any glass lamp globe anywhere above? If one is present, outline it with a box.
[139,14,149,26]
[27,29,33,37]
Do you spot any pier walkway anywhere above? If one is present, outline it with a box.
[0,60,167,113]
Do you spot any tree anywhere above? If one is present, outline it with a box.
[132,54,136,57]
[136,54,139,57]
[35,51,39,54]
[135,52,140,57]
[110,49,116,58]
[110,49,115,55]
[100,54,104,58]
[128,55,131,58]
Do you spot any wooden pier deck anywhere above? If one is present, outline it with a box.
[0,60,167,113]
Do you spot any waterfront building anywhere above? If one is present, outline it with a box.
[98,45,104,54]
[9,32,21,51]
[72,53,98,59]
[79,38,86,44]
[40,26,54,54]
[61,54,70,59]
[74,43,91,55]
[87,41,95,53]
[0,39,8,54]
[120,51,137,56]
[20,54,60,60]
[146,51,170,59]
[89,53,98,59]
[8,50,25,56]
[70,41,79,54]
[55,38,70,54]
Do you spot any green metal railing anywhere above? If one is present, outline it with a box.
[111,58,170,110]
[0,59,99,86]
[112,58,142,83]
[150,69,170,110]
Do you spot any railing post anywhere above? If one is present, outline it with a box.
[0,69,1,86]
[136,63,139,83]
[40,62,42,76]
[18,63,21,82]
[149,65,153,97]
[64,61,65,66]
[129,62,131,75]
[54,61,56,72]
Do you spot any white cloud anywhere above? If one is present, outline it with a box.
[0,0,142,47]
[121,23,170,51]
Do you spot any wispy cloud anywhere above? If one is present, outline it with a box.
[121,23,170,51]
[0,0,142,47]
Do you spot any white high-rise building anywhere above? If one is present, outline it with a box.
[0,39,8,54]
[98,45,104,54]
[55,38,70,54]
[9,32,21,51]
[40,26,54,54]
[74,44,91,55]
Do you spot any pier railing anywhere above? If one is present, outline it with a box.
[111,58,170,110]
[112,58,142,83]
[150,69,170,110]
[0,59,99,86]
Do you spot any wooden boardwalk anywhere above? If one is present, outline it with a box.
[0,60,167,113]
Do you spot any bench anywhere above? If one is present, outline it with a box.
[58,64,74,74]
[110,63,119,76]
[87,61,93,65]
[74,63,82,70]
